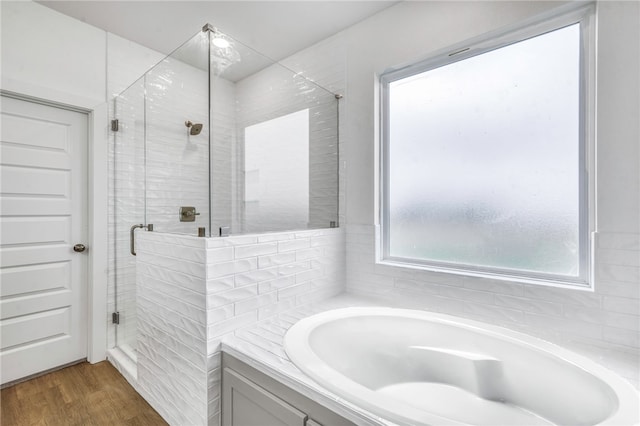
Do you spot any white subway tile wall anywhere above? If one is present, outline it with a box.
[107,36,211,353]
[144,55,211,235]
[135,234,207,425]
[210,77,237,234]
[235,60,340,232]
[205,228,345,424]
[346,224,640,387]
[135,228,345,424]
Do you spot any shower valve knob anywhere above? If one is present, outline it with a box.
[180,206,200,222]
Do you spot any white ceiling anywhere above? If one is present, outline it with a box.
[37,1,397,61]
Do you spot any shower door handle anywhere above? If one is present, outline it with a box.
[130,223,153,256]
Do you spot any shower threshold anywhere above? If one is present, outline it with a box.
[107,346,138,386]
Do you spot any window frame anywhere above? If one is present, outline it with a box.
[379,4,596,288]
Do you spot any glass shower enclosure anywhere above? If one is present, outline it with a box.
[109,25,339,360]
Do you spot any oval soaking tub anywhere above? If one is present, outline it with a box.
[284,307,639,426]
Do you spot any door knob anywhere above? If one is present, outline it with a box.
[73,244,86,253]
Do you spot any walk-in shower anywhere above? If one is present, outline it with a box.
[108,24,340,364]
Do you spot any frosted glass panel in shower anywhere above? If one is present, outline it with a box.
[145,31,209,235]
[387,24,581,277]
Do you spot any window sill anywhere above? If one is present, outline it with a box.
[377,258,593,292]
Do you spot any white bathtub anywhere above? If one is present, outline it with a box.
[284,307,639,426]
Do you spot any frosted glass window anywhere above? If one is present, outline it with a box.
[382,21,591,284]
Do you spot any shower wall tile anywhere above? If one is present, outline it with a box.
[204,227,345,425]
[210,78,237,234]
[234,267,279,286]
[207,235,256,247]
[136,229,345,425]
[107,37,217,356]
[136,232,208,426]
[107,28,345,360]
[234,242,278,259]
[204,227,345,356]
[278,238,311,253]
[207,285,259,308]
[207,258,258,279]
[258,252,297,268]
[108,30,346,426]
[235,35,345,233]
[346,224,640,388]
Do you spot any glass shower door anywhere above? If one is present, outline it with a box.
[112,76,146,360]
[110,30,210,362]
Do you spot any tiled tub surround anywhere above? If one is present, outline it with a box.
[347,225,640,388]
[222,294,393,426]
[134,228,345,425]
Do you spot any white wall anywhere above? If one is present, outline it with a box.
[1,0,110,363]
[107,33,165,99]
[335,0,639,386]
[1,1,106,108]
[596,2,640,234]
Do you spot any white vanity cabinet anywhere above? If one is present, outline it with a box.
[222,353,356,426]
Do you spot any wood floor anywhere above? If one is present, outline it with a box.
[1,361,167,426]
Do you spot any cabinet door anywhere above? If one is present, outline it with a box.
[223,367,307,426]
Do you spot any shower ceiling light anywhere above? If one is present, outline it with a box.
[212,37,230,49]
[210,33,241,73]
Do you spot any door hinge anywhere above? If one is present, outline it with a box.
[112,312,120,324]
[111,119,119,132]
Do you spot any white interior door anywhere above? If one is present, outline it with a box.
[0,95,88,385]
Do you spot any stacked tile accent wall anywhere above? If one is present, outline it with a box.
[143,56,210,235]
[347,225,640,387]
[136,233,208,425]
[136,228,345,425]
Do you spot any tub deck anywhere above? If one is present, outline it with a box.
[222,293,638,426]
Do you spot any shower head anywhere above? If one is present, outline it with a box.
[185,120,203,136]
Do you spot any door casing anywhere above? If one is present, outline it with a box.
[1,90,109,366]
